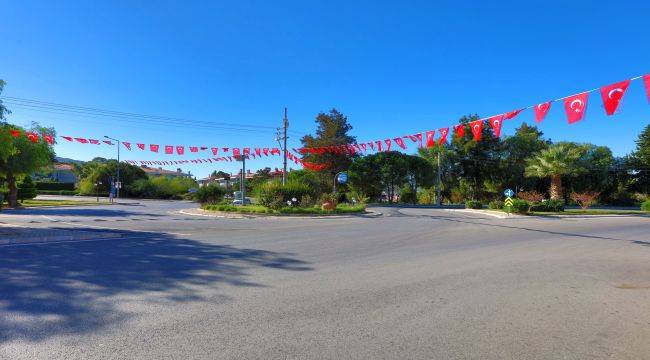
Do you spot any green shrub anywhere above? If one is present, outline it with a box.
[465,200,483,209]
[399,185,417,204]
[35,182,75,191]
[529,199,565,212]
[505,199,529,214]
[195,184,226,205]
[417,187,437,205]
[488,200,504,209]
[17,176,37,202]
[257,181,313,209]
[36,190,78,196]
[641,200,650,212]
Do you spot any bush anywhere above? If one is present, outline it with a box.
[195,184,226,205]
[257,180,313,209]
[505,199,529,214]
[17,176,37,202]
[37,190,77,196]
[488,200,504,209]
[465,200,483,209]
[530,199,565,212]
[570,191,600,210]
[35,182,75,191]
[517,190,544,203]
[399,185,417,204]
[641,200,650,212]
[417,186,437,205]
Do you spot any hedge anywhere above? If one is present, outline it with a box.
[35,182,75,191]
[37,190,78,196]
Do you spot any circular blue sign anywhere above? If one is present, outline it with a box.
[337,172,348,184]
[503,188,514,197]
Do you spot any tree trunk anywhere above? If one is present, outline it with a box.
[549,174,562,200]
[7,173,18,207]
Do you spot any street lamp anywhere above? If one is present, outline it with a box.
[104,135,120,200]
[234,154,249,205]
[95,181,102,202]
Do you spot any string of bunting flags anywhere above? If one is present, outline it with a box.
[3,73,649,171]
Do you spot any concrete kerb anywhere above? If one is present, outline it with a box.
[442,208,524,219]
[0,231,122,246]
[177,208,382,219]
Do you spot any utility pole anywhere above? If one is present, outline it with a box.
[104,135,121,200]
[240,155,246,204]
[276,108,289,185]
[436,150,442,206]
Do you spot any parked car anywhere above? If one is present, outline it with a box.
[232,191,252,205]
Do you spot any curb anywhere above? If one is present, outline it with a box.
[0,232,122,246]
[442,208,522,219]
[177,208,382,219]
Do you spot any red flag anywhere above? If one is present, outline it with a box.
[374,140,382,152]
[233,148,241,157]
[190,146,198,153]
[103,140,114,145]
[122,142,132,150]
[89,139,100,145]
[368,142,375,150]
[211,147,219,155]
[393,137,407,150]
[43,134,54,145]
[62,136,73,142]
[438,128,449,145]
[644,74,650,103]
[243,148,250,156]
[414,133,423,147]
[563,92,589,124]
[26,132,39,143]
[176,146,184,155]
[254,148,261,156]
[453,124,465,138]
[469,120,484,142]
[384,139,392,151]
[425,130,436,148]
[222,147,229,152]
[75,137,88,144]
[10,130,21,137]
[488,115,505,137]
[504,108,523,120]
[271,148,280,155]
[165,145,173,154]
[262,148,269,156]
[150,144,159,152]
[600,80,630,116]
[137,143,145,150]
[360,143,367,152]
[534,102,552,123]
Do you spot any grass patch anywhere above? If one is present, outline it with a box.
[201,203,366,215]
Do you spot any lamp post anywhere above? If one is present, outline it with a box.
[235,155,248,205]
[95,181,102,202]
[104,136,120,200]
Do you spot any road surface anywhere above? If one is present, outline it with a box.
[1,201,649,359]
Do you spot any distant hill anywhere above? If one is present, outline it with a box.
[54,156,85,165]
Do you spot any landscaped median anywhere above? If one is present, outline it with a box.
[200,203,367,216]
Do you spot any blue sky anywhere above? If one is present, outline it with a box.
[1,1,649,178]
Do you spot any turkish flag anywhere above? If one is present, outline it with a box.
[75,137,88,144]
[271,148,280,155]
[644,74,650,103]
[393,137,407,149]
[233,148,241,157]
[469,120,484,142]
[165,145,173,154]
[375,140,383,152]
[600,80,630,116]
[255,148,261,156]
[137,143,145,150]
[504,108,523,120]
[360,143,367,152]
[488,115,505,137]
[438,128,449,145]
[150,144,159,152]
[222,147,229,153]
[368,142,375,150]
[425,131,436,147]
[27,132,39,143]
[103,140,114,145]
[89,139,100,145]
[262,148,269,156]
[534,102,552,123]
[190,146,198,153]
[453,124,465,138]
[62,136,73,142]
[122,142,132,150]
[176,146,184,155]
[43,134,55,145]
[384,139,392,152]
[243,148,250,156]
[563,92,589,124]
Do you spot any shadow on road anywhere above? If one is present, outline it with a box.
[2,207,164,218]
[0,229,311,343]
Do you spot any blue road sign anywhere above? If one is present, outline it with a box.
[504,188,514,197]
[337,172,348,184]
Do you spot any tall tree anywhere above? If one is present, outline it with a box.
[501,123,549,192]
[300,109,356,186]
[630,124,650,194]
[524,143,584,200]
[0,80,10,123]
[0,123,56,207]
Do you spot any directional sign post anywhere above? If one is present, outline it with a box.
[503,188,514,215]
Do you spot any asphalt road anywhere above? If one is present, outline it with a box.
[1,200,649,359]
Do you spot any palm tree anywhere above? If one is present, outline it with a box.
[524,144,583,200]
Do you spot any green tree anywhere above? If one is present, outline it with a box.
[630,124,650,194]
[300,109,357,187]
[0,123,56,207]
[77,160,147,197]
[0,80,11,122]
[348,155,383,200]
[348,151,411,203]
[17,175,37,202]
[501,123,549,192]
[405,155,435,203]
[524,143,584,200]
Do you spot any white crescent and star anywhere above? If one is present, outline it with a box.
[537,103,548,111]
[473,124,480,132]
[608,88,623,99]
[570,99,583,112]
[493,120,500,127]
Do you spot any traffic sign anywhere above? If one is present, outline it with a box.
[336,172,348,184]
[504,197,514,207]
[503,188,514,197]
